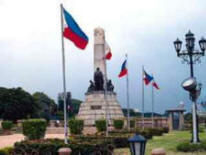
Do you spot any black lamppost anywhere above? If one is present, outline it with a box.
[174,30,206,143]
[128,134,147,155]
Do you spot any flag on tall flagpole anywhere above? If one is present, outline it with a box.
[152,81,160,90]
[62,7,89,49]
[105,42,112,60]
[119,55,130,130]
[143,70,153,85]
[118,60,128,77]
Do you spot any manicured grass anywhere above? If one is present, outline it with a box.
[114,131,206,155]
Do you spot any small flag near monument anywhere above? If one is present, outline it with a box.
[143,70,153,85]
[105,42,112,60]
[118,60,128,77]
[62,7,89,49]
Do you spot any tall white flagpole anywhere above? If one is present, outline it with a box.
[126,54,130,131]
[151,78,154,128]
[60,4,68,144]
[142,66,145,130]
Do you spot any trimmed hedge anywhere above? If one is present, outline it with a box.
[1,121,13,130]
[113,119,124,130]
[146,128,164,136]
[162,127,169,133]
[177,141,206,152]
[13,137,128,155]
[22,119,47,140]
[95,120,106,132]
[68,119,84,135]
[0,147,13,155]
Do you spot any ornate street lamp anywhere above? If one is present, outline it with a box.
[173,30,206,143]
[128,134,147,155]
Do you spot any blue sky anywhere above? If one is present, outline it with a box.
[0,0,206,113]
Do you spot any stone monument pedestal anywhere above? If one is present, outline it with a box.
[77,91,124,126]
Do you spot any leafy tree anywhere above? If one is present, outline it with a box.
[0,87,39,122]
[57,94,82,118]
[32,92,57,121]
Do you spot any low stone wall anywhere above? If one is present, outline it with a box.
[131,117,168,128]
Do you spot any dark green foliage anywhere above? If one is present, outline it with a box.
[176,141,206,152]
[0,147,13,155]
[40,112,50,123]
[130,120,135,128]
[58,95,82,118]
[56,111,64,120]
[68,119,84,135]
[1,121,13,130]
[122,109,141,117]
[138,129,153,139]
[146,128,164,136]
[113,119,124,129]
[0,87,39,121]
[13,137,127,155]
[95,120,106,132]
[162,127,169,133]
[33,92,57,118]
[22,119,47,140]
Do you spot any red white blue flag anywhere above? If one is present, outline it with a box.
[143,70,153,85]
[118,60,128,78]
[63,7,89,49]
[105,42,112,60]
[152,81,160,90]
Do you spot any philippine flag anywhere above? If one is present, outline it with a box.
[118,60,128,78]
[63,7,89,50]
[143,70,153,85]
[105,42,112,60]
[152,81,160,90]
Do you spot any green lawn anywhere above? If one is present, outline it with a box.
[114,131,206,155]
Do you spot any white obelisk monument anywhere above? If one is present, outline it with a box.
[77,27,124,126]
[93,28,106,74]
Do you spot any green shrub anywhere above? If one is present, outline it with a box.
[0,147,13,155]
[68,119,84,135]
[113,119,124,130]
[162,127,169,133]
[177,142,204,152]
[1,121,13,130]
[147,128,164,136]
[22,119,47,140]
[130,120,135,128]
[13,138,123,155]
[139,129,153,139]
[95,120,106,132]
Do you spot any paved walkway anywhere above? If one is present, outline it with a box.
[0,134,64,149]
